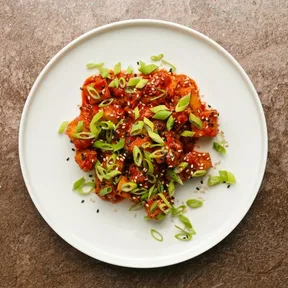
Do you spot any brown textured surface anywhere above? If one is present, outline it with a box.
[0,0,288,287]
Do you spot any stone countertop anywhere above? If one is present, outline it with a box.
[0,1,287,287]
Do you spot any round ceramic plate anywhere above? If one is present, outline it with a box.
[19,20,267,268]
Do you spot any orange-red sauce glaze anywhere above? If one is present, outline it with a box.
[66,68,218,220]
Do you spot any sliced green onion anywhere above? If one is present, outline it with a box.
[186,199,203,208]
[98,121,115,130]
[171,205,186,216]
[150,105,169,113]
[129,203,143,211]
[192,170,207,177]
[108,78,119,88]
[119,77,126,88]
[106,154,117,170]
[133,146,143,166]
[166,115,175,131]
[175,93,190,112]
[130,121,144,136]
[75,120,84,133]
[168,181,175,197]
[174,162,188,174]
[127,77,141,87]
[58,121,68,134]
[73,132,96,139]
[90,110,104,135]
[143,117,154,132]
[156,214,166,221]
[157,181,164,193]
[131,188,148,195]
[121,182,138,192]
[213,142,226,155]
[99,98,114,107]
[135,79,148,89]
[150,201,158,212]
[175,225,195,235]
[138,64,158,75]
[151,143,164,148]
[149,149,166,159]
[87,84,100,99]
[178,214,192,230]
[115,119,124,131]
[159,193,172,209]
[148,185,156,199]
[153,110,172,120]
[181,131,195,137]
[219,170,236,184]
[126,65,133,74]
[98,66,110,78]
[189,113,203,129]
[106,129,113,143]
[150,229,163,242]
[86,62,104,69]
[147,173,157,184]
[166,169,183,185]
[150,89,166,101]
[134,106,140,120]
[151,53,164,61]
[93,141,114,150]
[147,130,164,144]
[208,175,222,186]
[175,233,192,241]
[162,59,176,72]
[113,138,125,151]
[72,177,85,191]
[103,170,122,180]
[139,60,146,67]
[114,62,121,75]
[77,182,95,195]
[99,187,112,196]
[143,158,154,173]
[95,161,106,182]
[141,142,151,149]
[125,87,135,94]
[140,192,149,201]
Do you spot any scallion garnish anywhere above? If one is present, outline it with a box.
[75,120,84,133]
[119,77,126,88]
[175,233,192,241]
[178,214,193,230]
[99,187,112,196]
[58,121,69,134]
[72,177,85,191]
[73,132,96,139]
[161,59,176,72]
[108,78,119,88]
[89,110,103,136]
[95,161,106,181]
[168,181,175,197]
[99,98,114,107]
[98,121,115,130]
[175,93,190,112]
[207,175,222,186]
[77,182,95,195]
[174,162,188,174]
[143,117,154,132]
[180,131,195,137]
[114,62,121,75]
[192,170,207,177]
[126,65,133,74]
[135,79,148,89]
[158,193,172,209]
[134,106,140,120]
[93,141,114,150]
[127,77,141,87]
[148,185,156,199]
[150,89,166,101]
[138,64,158,75]
[166,115,175,131]
[186,199,203,208]
[150,105,168,113]
[143,158,154,173]
[147,130,164,144]
[166,169,183,185]
[147,173,157,184]
[133,146,143,166]
[152,110,172,120]
[86,62,104,69]
[150,229,163,242]
[189,113,203,129]
[98,66,110,78]
[150,53,164,61]
[171,205,186,216]
[120,182,138,192]
[149,149,166,159]
[129,203,143,211]
[87,84,100,99]
[150,201,158,212]
[130,121,144,136]
[219,170,236,184]
[103,170,122,180]
[213,142,226,155]
[113,138,125,151]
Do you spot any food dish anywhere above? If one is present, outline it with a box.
[64,62,221,222]
[19,20,267,267]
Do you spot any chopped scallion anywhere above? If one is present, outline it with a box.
[175,93,190,112]
[58,121,68,134]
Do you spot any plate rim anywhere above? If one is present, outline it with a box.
[18,19,268,268]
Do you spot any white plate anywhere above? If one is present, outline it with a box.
[19,20,267,268]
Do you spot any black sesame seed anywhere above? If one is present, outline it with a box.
[89,175,93,178]
[208,105,211,108]
[70,140,73,143]
[80,87,83,90]
[81,200,84,203]
[196,187,200,190]
[66,157,70,161]
[102,85,105,89]
[137,61,139,65]
[71,148,75,151]
[96,209,99,213]
[200,180,203,184]
[134,73,137,77]
[227,185,230,188]
[169,68,173,73]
